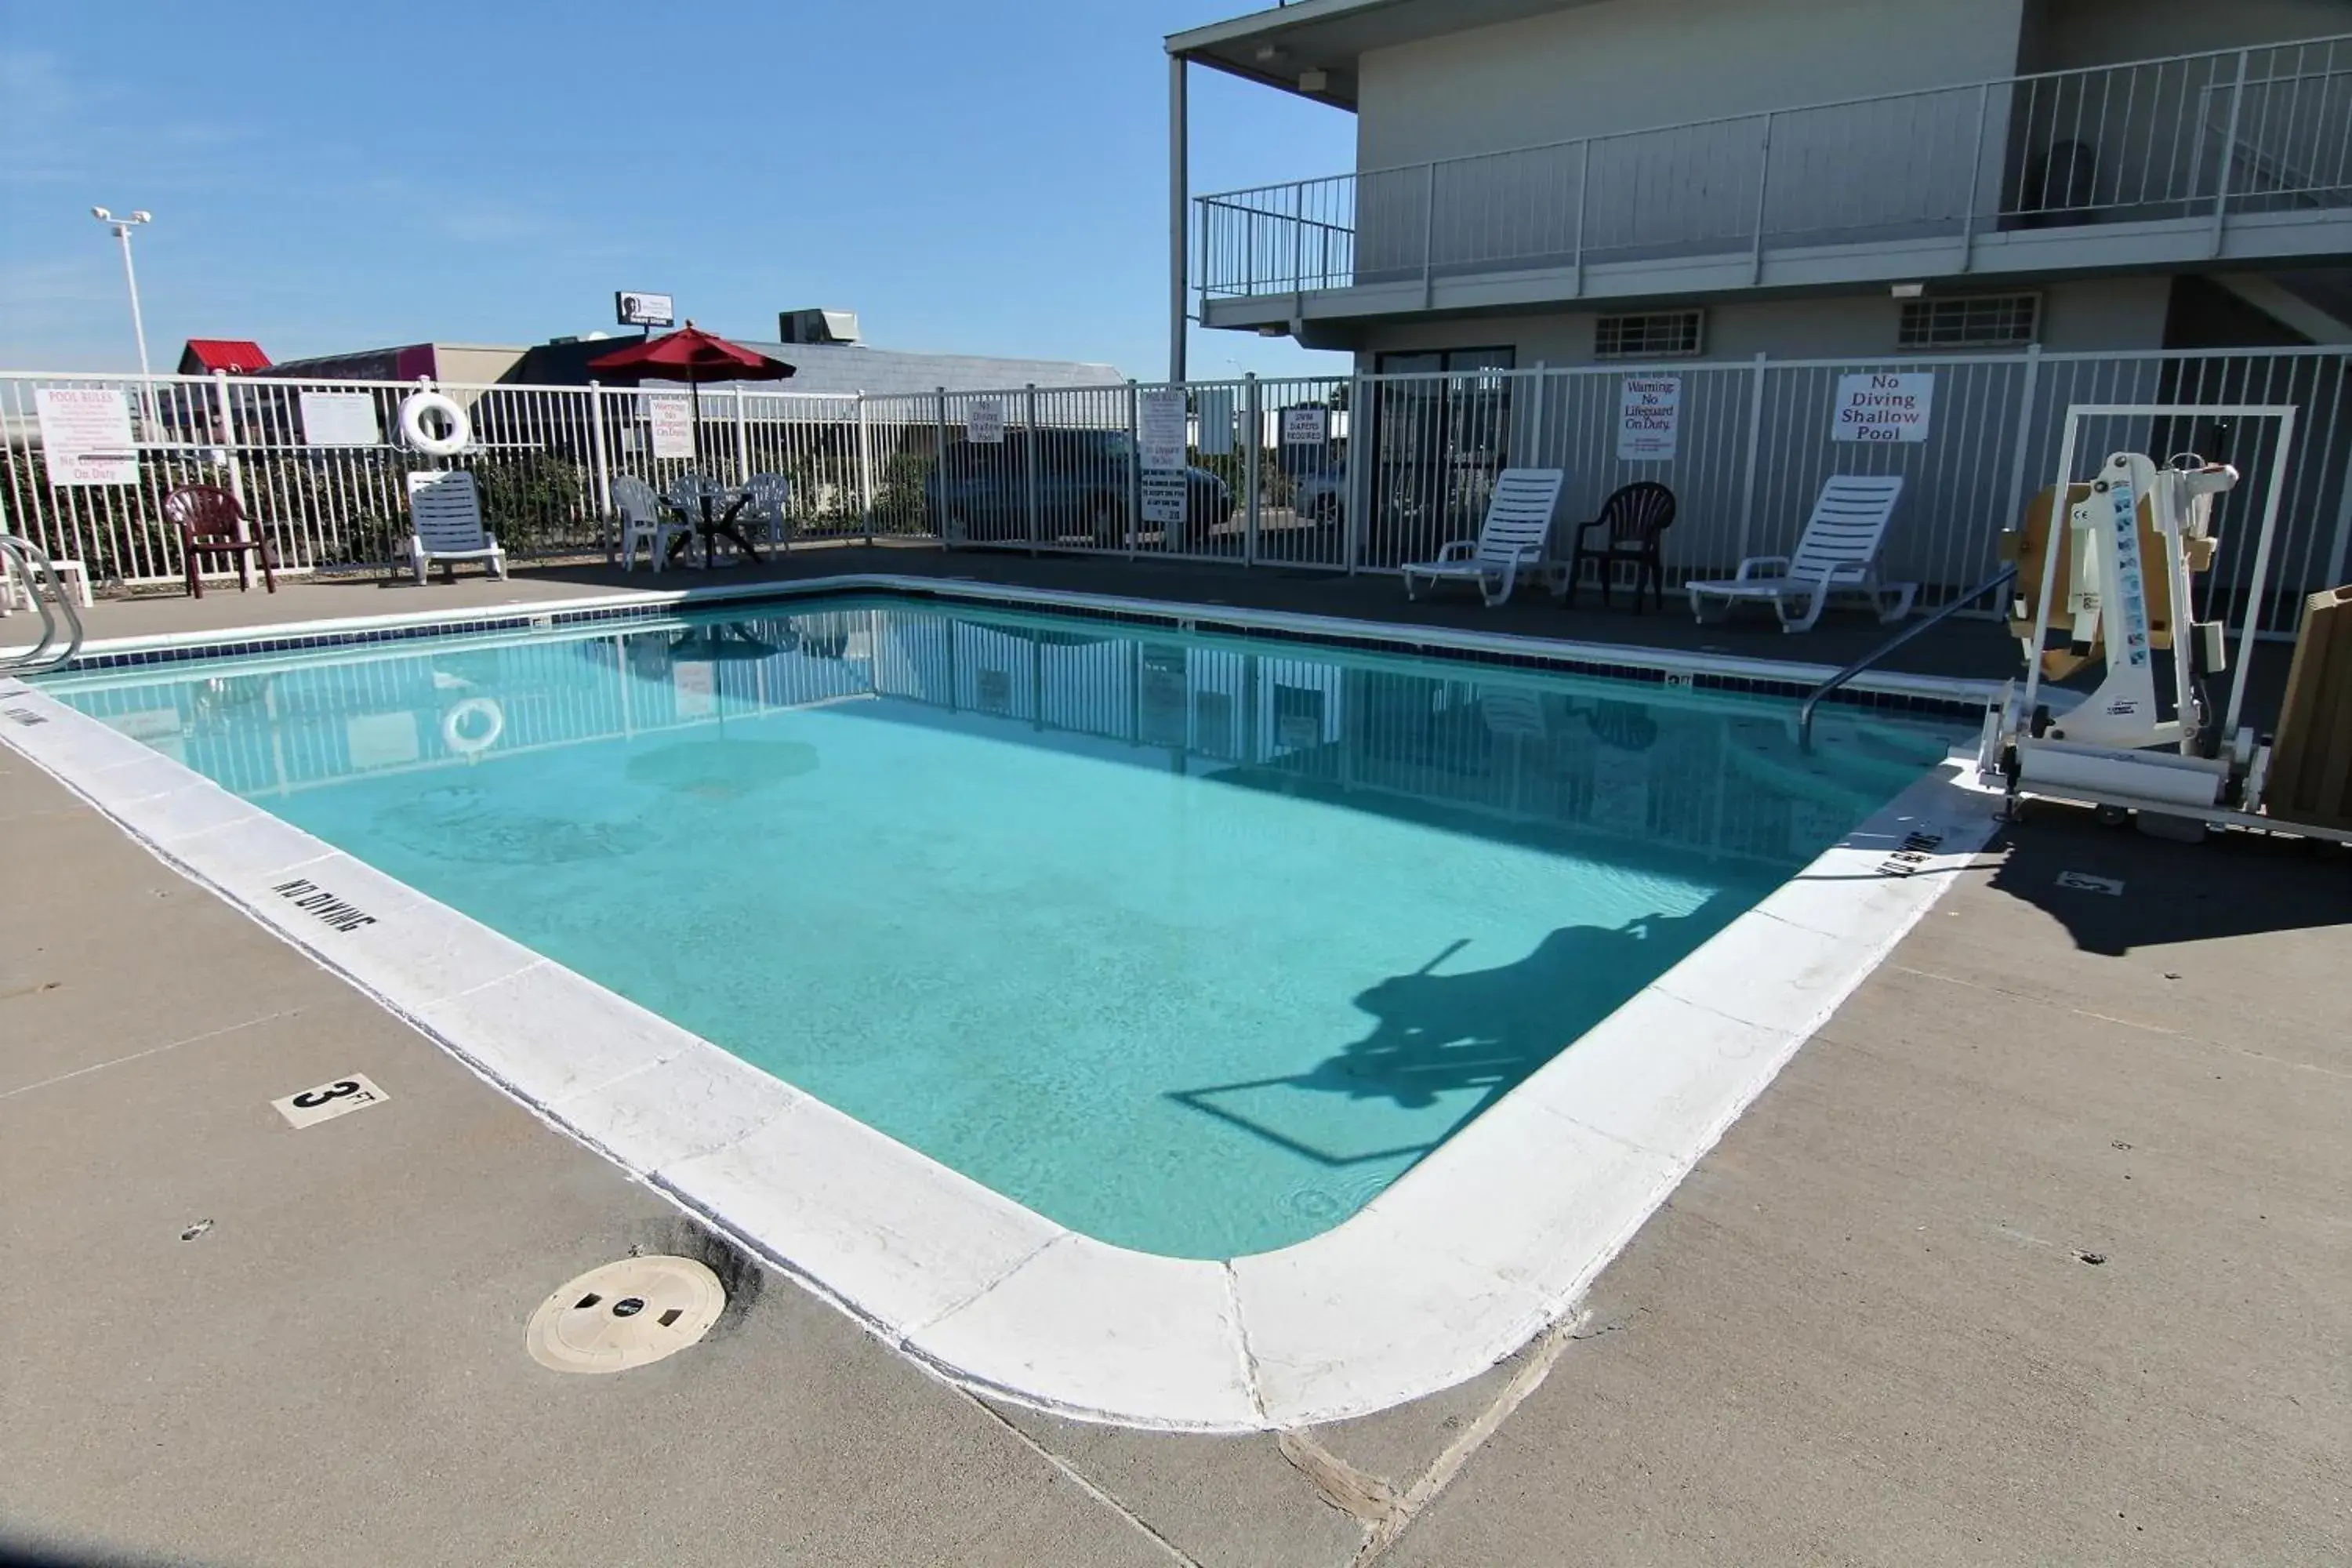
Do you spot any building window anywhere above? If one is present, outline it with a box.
[1898,294,2039,349]
[1374,347,1515,374]
[1595,311,1704,360]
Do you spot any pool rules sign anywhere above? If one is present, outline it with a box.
[1831,372,1935,442]
[1137,387,1188,527]
[34,387,139,485]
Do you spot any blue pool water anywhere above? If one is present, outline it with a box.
[53,597,1963,1256]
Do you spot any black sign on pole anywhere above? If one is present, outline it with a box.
[615,291,676,331]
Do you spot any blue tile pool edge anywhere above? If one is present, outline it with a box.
[25,572,1998,725]
[0,665,2002,1432]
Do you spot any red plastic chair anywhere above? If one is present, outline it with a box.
[162,485,276,597]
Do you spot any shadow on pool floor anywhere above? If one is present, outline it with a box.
[1166,896,1736,1169]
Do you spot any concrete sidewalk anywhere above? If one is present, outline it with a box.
[5,626,2347,1565]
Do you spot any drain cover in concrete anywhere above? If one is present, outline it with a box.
[526,1256,724,1374]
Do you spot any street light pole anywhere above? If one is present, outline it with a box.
[91,206,155,424]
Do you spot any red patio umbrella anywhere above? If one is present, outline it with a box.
[587,321,796,455]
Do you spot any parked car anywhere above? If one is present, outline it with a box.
[1294,460,1347,525]
[926,428,1233,550]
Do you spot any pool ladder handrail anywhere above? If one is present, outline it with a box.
[1797,563,2017,753]
[0,535,88,677]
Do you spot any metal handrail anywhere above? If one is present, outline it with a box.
[0,535,87,676]
[1796,563,2016,752]
[1194,31,2352,299]
[1198,31,2352,198]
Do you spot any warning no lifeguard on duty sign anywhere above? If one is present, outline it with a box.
[1831,372,1935,443]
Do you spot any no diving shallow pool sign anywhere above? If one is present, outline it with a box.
[273,1073,390,1129]
[1831,372,1935,443]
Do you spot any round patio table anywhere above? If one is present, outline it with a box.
[665,486,764,568]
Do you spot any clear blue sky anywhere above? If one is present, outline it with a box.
[0,1,1353,379]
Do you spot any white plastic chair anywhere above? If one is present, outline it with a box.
[664,472,720,518]
[1399,469,1566,606]
[613,475,688,572]
[404,470,506,584]
[1686,475,1914,633]
[742,472,793,548]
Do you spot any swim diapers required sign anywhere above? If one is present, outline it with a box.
[1831,372,1934,443]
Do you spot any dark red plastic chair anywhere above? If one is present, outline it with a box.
[162,485,276,597]
[1563,481,1677,612]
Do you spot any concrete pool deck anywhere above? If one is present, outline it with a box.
[5,551,2348,1564]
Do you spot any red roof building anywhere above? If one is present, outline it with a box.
[176,339,271,375]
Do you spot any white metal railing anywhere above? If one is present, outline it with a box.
[1,534,87,673]
[4,348,2347,640]
[1195,34,2352,301]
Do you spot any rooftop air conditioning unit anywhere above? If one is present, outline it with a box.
[778,309,860,345]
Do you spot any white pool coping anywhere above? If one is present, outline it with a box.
[2,597,2001,1432]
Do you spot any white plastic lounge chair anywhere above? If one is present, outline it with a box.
[1685,475,1914,633]
[405,470,506,585]
[1,549,92,615]
[613,475,688,572]
[742,472,793,548]
[1401,468,1566,607]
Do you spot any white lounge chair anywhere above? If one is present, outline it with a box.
[404,470,506,585]
[1,549,92,615]
[613,476,688,572]
[1400,468,1566,607]
[1686,475,1914,633]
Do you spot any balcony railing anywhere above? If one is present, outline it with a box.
[1195,34,2352,302]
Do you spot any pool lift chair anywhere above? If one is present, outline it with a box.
[1977,401,2352,844]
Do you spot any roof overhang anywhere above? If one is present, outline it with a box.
[1166,0,1592,110]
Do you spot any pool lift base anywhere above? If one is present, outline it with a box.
[1976,403,2352,848]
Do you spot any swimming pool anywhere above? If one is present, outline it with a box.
[44,595,1966,1258]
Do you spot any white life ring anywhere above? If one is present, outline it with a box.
[399,391,472,456]
[441,696,503,756]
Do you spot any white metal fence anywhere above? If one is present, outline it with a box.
[0,372,869,583]
[1346,347,2352,637]
[5,347,2348,637]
